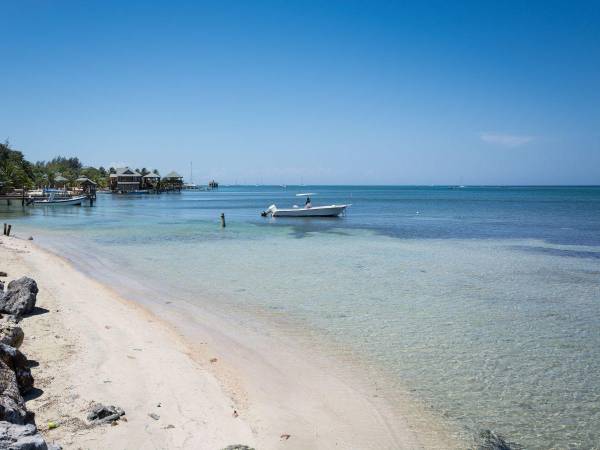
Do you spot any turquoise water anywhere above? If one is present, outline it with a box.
[2,186,600,449]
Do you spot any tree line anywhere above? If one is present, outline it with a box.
[0,141,160,193]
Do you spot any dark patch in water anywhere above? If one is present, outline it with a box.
[513,245,600,259]
[261,215,600,246]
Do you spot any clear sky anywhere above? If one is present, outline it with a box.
[1,1,599,185]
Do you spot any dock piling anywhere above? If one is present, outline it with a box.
[220,213,226,228]
[6,225,11,236]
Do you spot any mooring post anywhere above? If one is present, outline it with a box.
[220,213,226,228]
[3,223,6,236]
[6,225,11,236]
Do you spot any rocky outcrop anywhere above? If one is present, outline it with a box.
[0,344,33,395]
[0,359,27,424]
[0,277,38,317]
[87,404,125,424]
[0,421,61,450]
[0,323,25,349]
[0,275,60,450]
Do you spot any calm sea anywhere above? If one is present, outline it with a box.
[2,186,600,449]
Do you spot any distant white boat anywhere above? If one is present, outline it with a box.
[34,194,86,206]
[263,204,349,217]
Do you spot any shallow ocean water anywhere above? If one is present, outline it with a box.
[2,186,600,449]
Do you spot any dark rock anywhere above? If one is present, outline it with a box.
[476,430,522,450]
[0,272,7,278]
[0,344,34,395]
[148,413,160,420]
[0,278,38,317]
[221,446,255,450]
[0,360,27,424]
[0,323,24,349]
[0,421,45,449]
[0,420,59,450]
[87,404,125,424]
[6,279,36,293]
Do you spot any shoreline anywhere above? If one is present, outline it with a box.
[1,234,463,449]
[2,235,256,449]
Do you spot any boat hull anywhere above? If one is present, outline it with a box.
[272,205,348,217]
[33,196,86,206]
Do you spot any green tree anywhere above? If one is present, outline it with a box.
[0,141,35,192]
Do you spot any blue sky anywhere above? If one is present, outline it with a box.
[1,1,599,184]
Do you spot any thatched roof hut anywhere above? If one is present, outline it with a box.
[162,171,183,191]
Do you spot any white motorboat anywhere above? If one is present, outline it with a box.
[33,194,87,206]
[263,204,348,217]
[262,193,349,217]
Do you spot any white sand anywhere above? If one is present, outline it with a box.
[0,235,460,449]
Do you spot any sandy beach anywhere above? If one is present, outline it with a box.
[0,234,460,450]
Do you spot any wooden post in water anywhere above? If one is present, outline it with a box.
[220,213,226,228]
[3,223,6,235]
[6,225,11,236]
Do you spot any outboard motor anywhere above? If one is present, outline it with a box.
[261,205,276,217]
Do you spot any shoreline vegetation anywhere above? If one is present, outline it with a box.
[0,141,112,191]
[1,142,210,195]
[0,141,165,193]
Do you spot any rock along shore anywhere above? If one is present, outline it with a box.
[0,274,61,449]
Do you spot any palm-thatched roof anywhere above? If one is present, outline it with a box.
[163,171,183,179]
[76,176,97,185]
[110,167,142,177]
